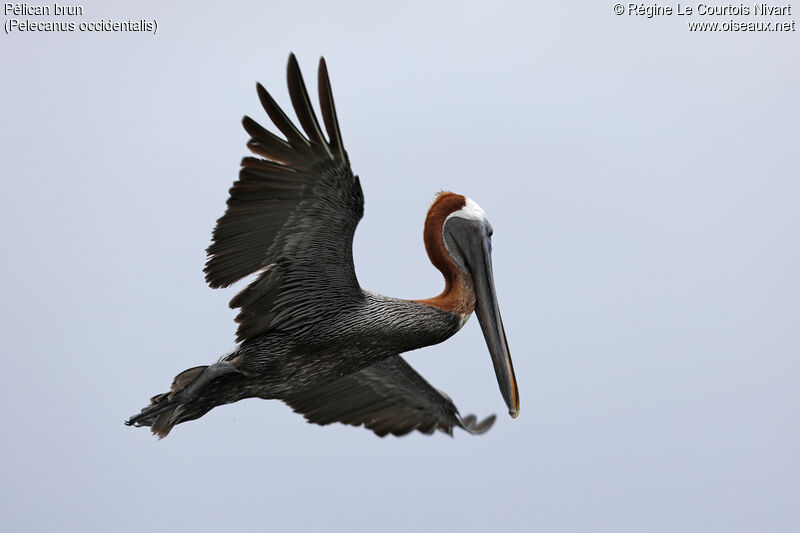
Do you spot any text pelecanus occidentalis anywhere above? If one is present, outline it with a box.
[126,54,519,438]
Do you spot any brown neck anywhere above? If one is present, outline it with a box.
[412,192,476,316]
[415,269,475,316]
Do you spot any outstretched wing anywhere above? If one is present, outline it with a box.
[283,356,496,437]
[205,54,364,342]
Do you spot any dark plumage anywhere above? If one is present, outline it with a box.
[126,54,518,439]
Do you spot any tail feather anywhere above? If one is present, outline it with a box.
[126,362,246,438]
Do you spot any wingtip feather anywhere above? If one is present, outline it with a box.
[317,56,346,161]
[286,53,333,158]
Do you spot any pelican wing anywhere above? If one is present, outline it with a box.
[204,55,364,342]
[283,356,496,437]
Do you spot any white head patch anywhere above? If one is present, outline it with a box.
[446,197,488,225]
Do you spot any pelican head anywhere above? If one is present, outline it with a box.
[421,192,520,418]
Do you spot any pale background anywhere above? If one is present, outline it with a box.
[1,1,798,531]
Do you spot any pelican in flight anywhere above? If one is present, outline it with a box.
[127,54,519,438]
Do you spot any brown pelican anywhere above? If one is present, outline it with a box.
[126,54,519,438]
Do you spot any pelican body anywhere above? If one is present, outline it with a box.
[127,55,519,438]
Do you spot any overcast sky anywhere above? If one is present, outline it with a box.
[1,1,798,532]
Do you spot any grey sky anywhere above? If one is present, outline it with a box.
[1,1,798,531]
